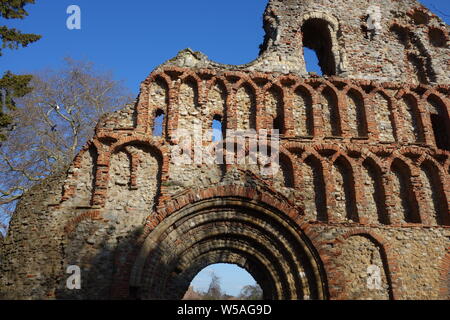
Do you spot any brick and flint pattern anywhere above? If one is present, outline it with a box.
[0,0,449,300]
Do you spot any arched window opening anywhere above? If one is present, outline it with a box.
[293,87,314,137]
[408,53,429,84]
[401,95,425,143]
[273,117,282,132]
[278,154,294,188]
[411,10,430,26]
[390,24,436,84]
[362,159,389,225]
[322,87,342,137]
[420,162,450,226]
[212,115,224,142]
[391,160,421,224]
[391,25,410,47]
[339,235,393,300]
[180,79,200,109]
[428,28,447,48]
[373,92,396,142]
[149,78,169,108]
[184,264,263,300]
[430,113,450,151]
[302,18,337,76]
[304,156,328,222]
[236,85,257,130]
[334,157,359,222]
[347,90,368,137]
[152,109,165,137]
[88,147,98,206]
[265,87,284,134]
[427,96,450,151]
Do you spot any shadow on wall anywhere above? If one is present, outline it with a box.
[55,223,145,300]
[53,192,329,300]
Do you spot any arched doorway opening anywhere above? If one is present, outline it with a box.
[184,263,263,300]
[128,195,329,300]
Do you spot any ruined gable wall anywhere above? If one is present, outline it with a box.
[1,66,448,299]
[166,0,449,85]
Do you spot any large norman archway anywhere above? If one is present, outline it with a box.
[127,192,329,300]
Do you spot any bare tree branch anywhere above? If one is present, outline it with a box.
[0,57,134,231]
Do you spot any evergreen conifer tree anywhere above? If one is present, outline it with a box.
[0,0,41,141]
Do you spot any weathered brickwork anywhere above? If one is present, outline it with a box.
[0,0,449,300]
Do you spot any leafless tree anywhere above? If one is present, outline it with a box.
[238,284,263,300]
[204,271,223,300]
[0,58,134,234]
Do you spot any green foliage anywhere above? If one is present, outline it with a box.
[0,71,33,140]
[1,0,35,19]
[0,0,41,55]
[0,25,41,54]
[0,0,41,140]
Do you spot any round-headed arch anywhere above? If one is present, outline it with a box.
[129,192,328,300]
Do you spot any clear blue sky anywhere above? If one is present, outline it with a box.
[2,0,447,95]
[1,0,448,297]
[1,0,268,95]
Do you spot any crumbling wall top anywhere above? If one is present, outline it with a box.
[160,0,449,84]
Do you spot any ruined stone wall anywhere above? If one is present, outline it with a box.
[162,0,449,86]
[257,0,450,84]
[0,171,69,299]
[1,66,448,299]
[0,0,449,300]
